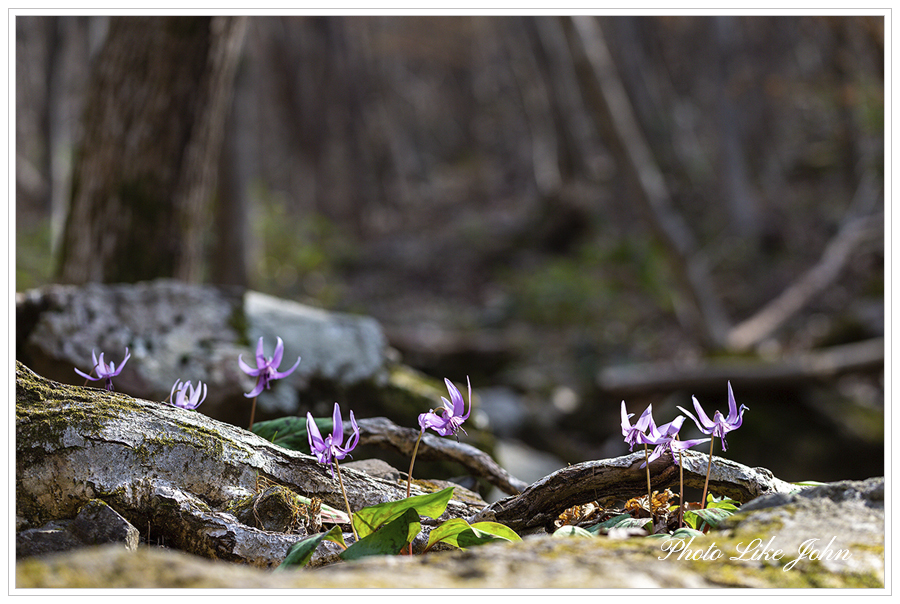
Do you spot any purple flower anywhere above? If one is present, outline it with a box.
[74,348,131,391]
[418,377,472,439]
[621,401,653,452]
[638,414,710,467]
[238,337,301,398]
[168,380,207,410]
[677,381,749,451]
[307,403,360,477]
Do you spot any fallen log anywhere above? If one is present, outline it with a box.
[14,361,484,567]
[475,449,798,534]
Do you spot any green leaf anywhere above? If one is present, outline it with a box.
[646,526,705,540]
[252,416,333,453]
[684,507,733,531]
[469,522,521,543]
[277,525,346,569]
[425,518,470,550]
[553,525,595,538]
[586,513,651,533]
[353,486,455,539]
[705,493,740,510]
[340,508,420,561]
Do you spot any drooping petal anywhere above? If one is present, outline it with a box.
[74,367,99,381]
[238,354,261,376]
[244,378,265,399]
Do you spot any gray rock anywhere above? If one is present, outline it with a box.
[16,280,392,426]
[17,500,138,559]
[69,500,140,549]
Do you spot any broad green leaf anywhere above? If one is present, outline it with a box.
[353,486,455,539]
[340,508,420,561]
[706,494,740,510]
[553,525,594,538]
[684,507,733,530]
[252,416,333,453]
[425,518,470,550]
[277,525,346,569]
[426,519,521,551]
[469,522,521,543]
[587,514,651,533]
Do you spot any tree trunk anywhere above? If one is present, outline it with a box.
[57,16,246,285]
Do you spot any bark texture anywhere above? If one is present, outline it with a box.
[475,448,798,534]
[57,16,246,284]
[15,361,482,567]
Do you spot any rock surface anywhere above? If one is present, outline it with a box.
[16,478,884,589]
[16,279,437,428]
[16,499,139,559]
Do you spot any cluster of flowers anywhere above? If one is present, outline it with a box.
[621,382,749,508]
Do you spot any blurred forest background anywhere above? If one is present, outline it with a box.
[15,15,884,484]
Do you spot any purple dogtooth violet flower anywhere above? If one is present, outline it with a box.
[418,377,472,439]
[621,401,653,452]
[168,379,207,410]
[677,381,749,452]
[74,348,131,391]
[238,337,301,398]
[307,403,360,478]
[638,414,710,467]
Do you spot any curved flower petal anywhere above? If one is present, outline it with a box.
[244,379,266,399]
[272,355,301,380]
[343,410,360,453]
[238,354,261,376]
[331,402,344,448]
[74,367,99,381]
[307,412,326,456]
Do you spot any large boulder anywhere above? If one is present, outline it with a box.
[16,280,444,428]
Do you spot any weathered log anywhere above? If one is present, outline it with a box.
[354,416,528,495]
[15,361,484,567]
[475,449,798,533]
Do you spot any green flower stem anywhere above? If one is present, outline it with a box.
[406,429,425,499]
[701,437,715,509]
[334,458,359,541]
[248,396,258,431]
